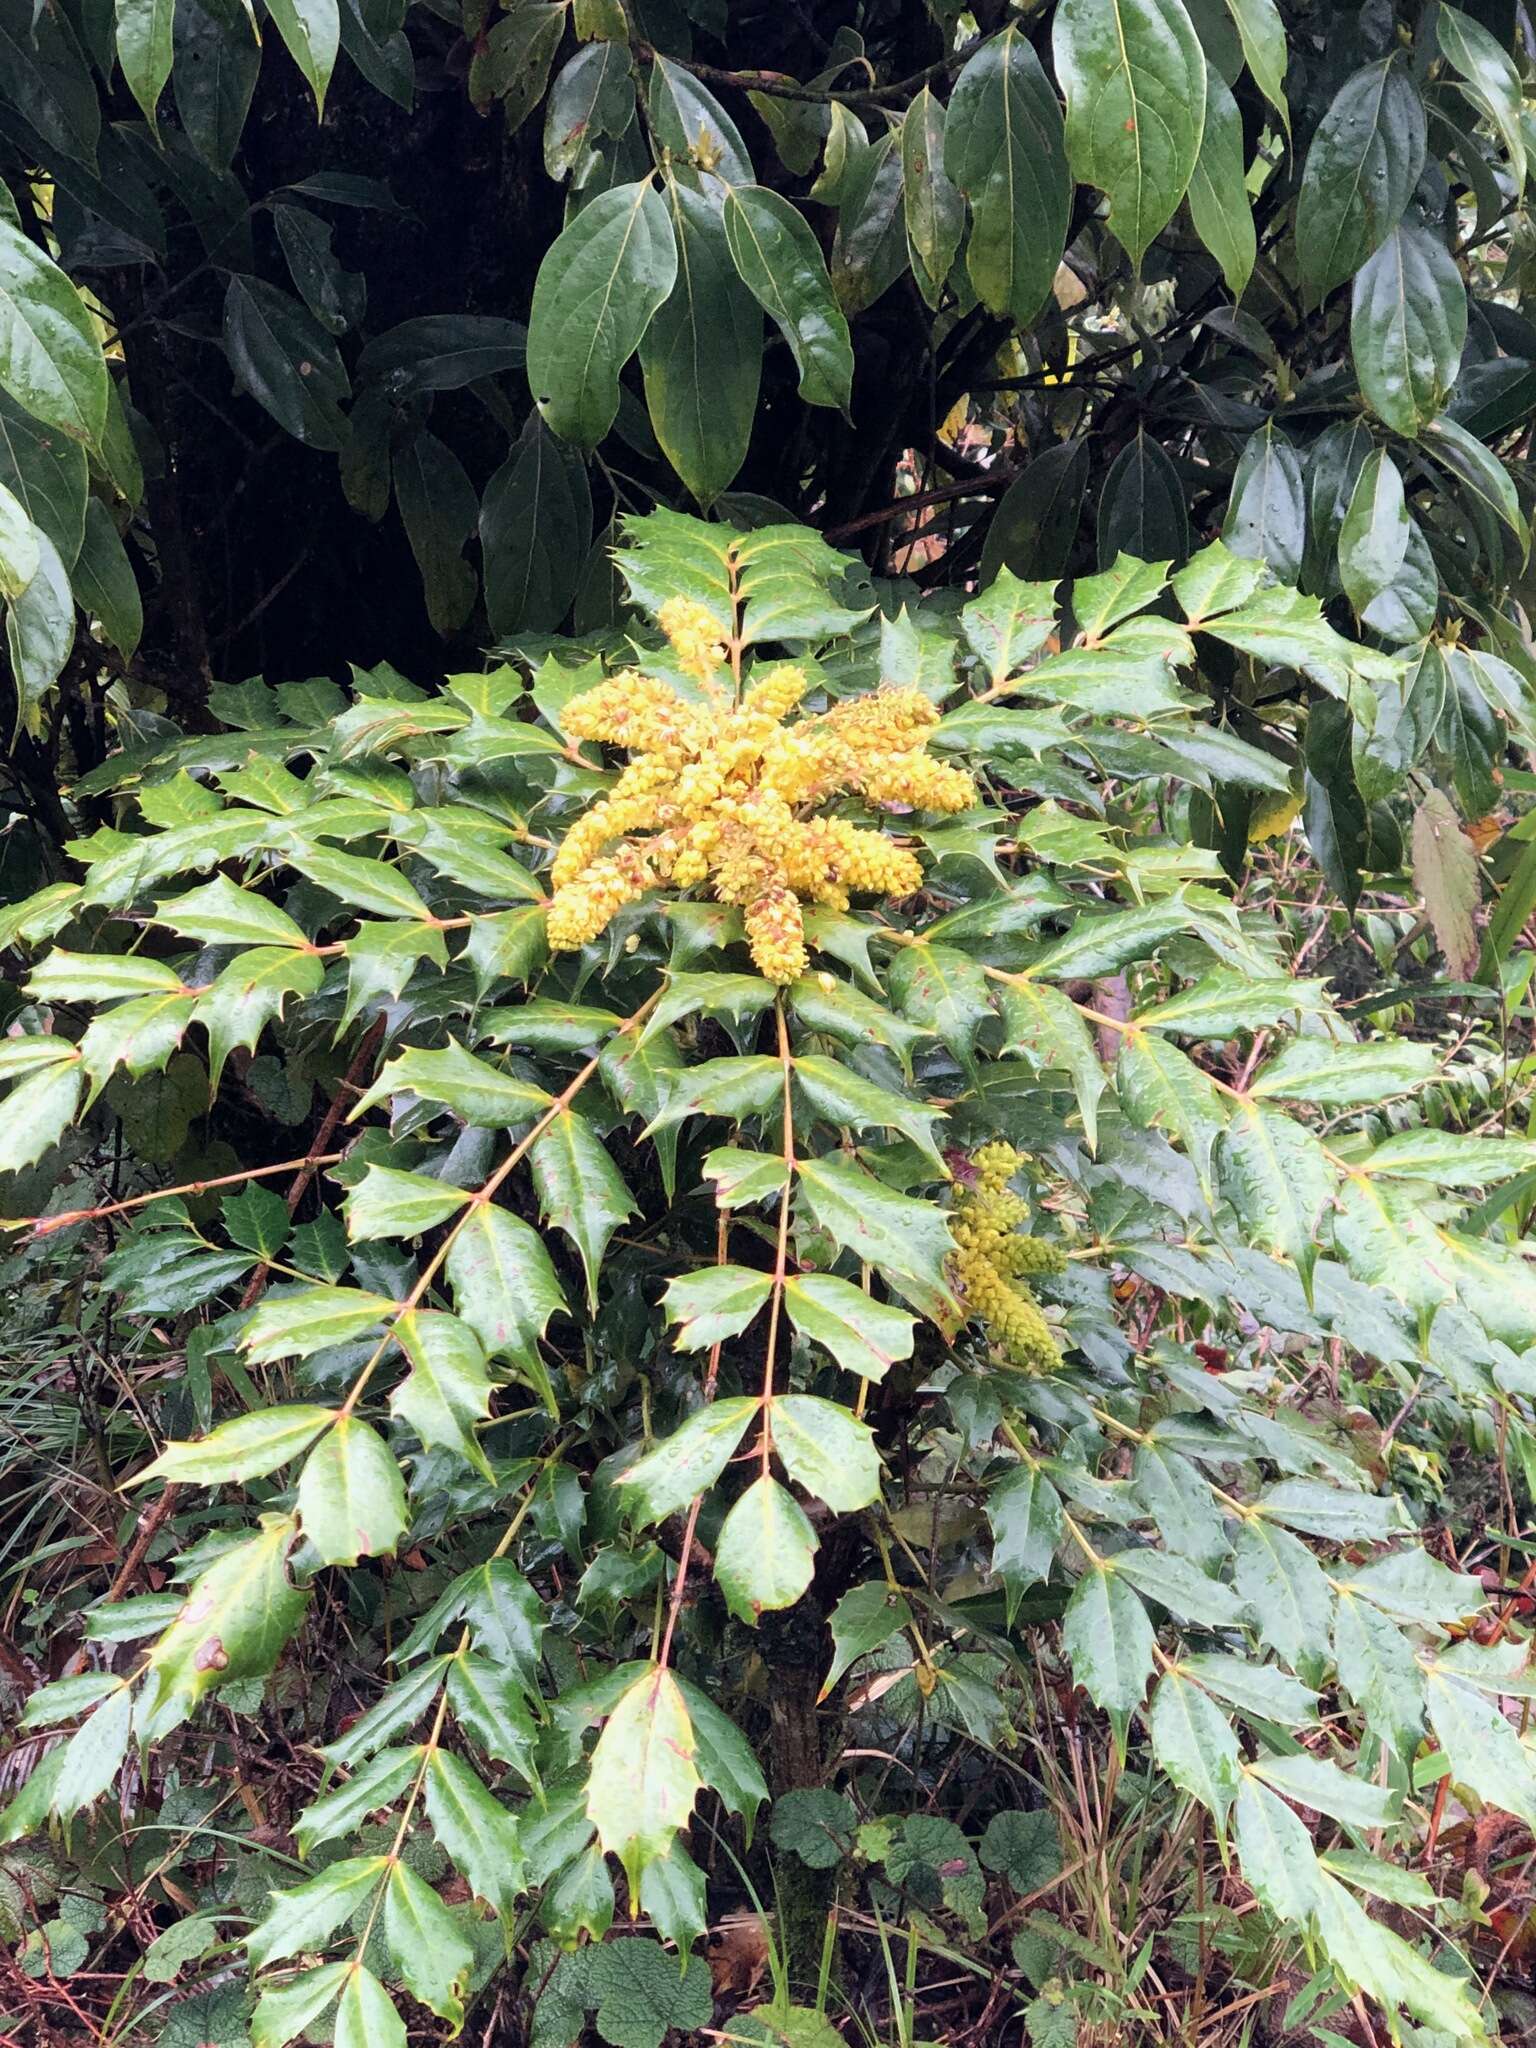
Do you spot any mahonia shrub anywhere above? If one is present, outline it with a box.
[6,513,1536,2044]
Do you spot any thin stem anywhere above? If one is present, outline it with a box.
[757,996,798,1476]
[658,1213,730,1671]
[14,1152,349,1237]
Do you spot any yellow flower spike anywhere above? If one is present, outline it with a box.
[545,649,968,980]
[657,596,728,681]
[949,1147,1065,1376]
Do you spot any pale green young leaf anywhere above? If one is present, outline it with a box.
[296,1416,408,1567]
[264,0,339,113]
[1250,1751,1400,1830]
[251,1963,350,2048]
[1062,1565,1154,1714]
[135,1405,336,1487]
[390,1309,494,1479]
[998,980,1105,1152]
[1437,4,1526,190]
[243,1287,397,1365]
[246,1857,388,1971]
[662,1266,772,1349]
[196,949,325,1089]
[1180,1655,1320,1725]
[350,1038,552,1127]
[819,1582,913,1701]
[987,1463,1064,1619]
[424,1749,525,1916]
[334,1964,406,2048]
[1425,1670,1536,1829]
[383,1861,473,2029]
[48,1684,133,1817]
[1223,0,1288,136]
[586,1664,701,1894]
[1149,1671,1240,1825]
[795,1155,954,1299]
[1113,1547,1247,1629]
[715,1474,818,1624]
[0,1060,82,1174]
[783,1274,915,1382]
[619,1397,761,1524]
[139,1516,308,1741]
[155,875,309,950]
[1217,1103,1333,1265]
[1232,1776,1324,1923]
[294,1747,421,1857]
[792,1054,946,1171]
[345,1165,470,1242]
[27,949,185,1000]
[770,1395,881,1512]
[530,1107,638,1308]
[447,1655,539,1777]
[1332,1591,1425,1760]
[444,1202,567,1398]
[1251,1036,1437,1106]
[1232,1517,1334,1666]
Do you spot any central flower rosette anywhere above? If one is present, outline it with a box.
[545,599,977,982]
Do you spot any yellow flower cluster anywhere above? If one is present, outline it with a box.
[545,615,976,983]
[949,1143,1065,1375]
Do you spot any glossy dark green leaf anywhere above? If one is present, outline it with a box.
[527,180,678,447]
[0,218,109,447]
[115,0,175,130]
[1351,222,1466,437]
[265,0,340,113]
[1295,59,1426,302]
[1437,3,1526,192]
[831,130,907,315]
[945,26,1070,325]
[390,430,476,634]
[1054,0,1207,269]
[544,41,635,181]
[74,497,142,658]
[979,438,1088,585]
[1222,0,1288,137]
[640,178,760,507]
[481,417,591,638]
[1223,423,1304,581]
[530,1108,639,1308]
[1187,63,1255,298]
[1338,449,1408,614]
[222,276,350,450]
[722,185,852,410]
[901,85,963,306]
[1097,430,1189,568]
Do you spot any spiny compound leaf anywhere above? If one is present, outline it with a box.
[586,1665,701,1895]
[714,1474,818,1624]
[295,1416,408,1567]
[382,1860,473,2029]
[619,1397,760,1524]
[424,1749,526,1917]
